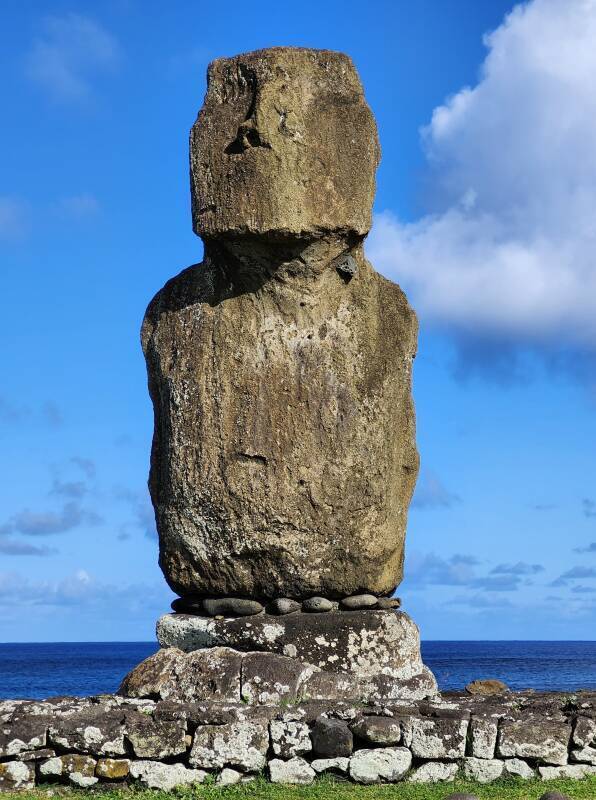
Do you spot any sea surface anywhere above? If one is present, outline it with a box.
[1,640,595,700]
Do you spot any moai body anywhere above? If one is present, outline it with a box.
[142,47,419,602]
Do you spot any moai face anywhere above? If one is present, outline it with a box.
[190,47,380,241]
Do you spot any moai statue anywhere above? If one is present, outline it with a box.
[142,47,419,605]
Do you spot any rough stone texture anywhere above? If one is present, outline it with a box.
[351,715,401,745]
[47,707,126,756]
[503,758,535,779]
[468,716,498,759]
[539,793,573,800]
[144,49,418,603]
[539,764,596,780]
[69,773,99,787]
[498,716,571,765]
[2,690,595,789]
[402,715,468,759]
[189,721,268,772]
[157,610,430,680]
[0,716,47,759]
[302,597,334,613]
[349,747,412,784]
[190,48,379,240]
[125,714,186,758]
[376,597,401,610]
[121,642,435,706]
[465,679,509,696]
[571,745,596,764]
[311,757,350,774]
[269,756,316,785]
[203,598,263,617]
[340,594,378,610]
[216,768,243,786]
[408,762,458,783]
[129,760,206,790]
[95,758,130,780]
[38,757,62,778]
[0,761,34,790]
[241,651,317,705]
[269,599,301,615]
[311,717,353,757]
[574,715,596,748]
[366,666,438,702]
[120,646,242,703]
[462,758,504,783]
[270,721,311,758]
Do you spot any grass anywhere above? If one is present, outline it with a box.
[13,775,596,800]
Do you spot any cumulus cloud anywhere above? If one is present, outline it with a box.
[551,565,596,587]
[582,499,596,519]
[491,562,544,576]
[50,478,87,499]
[411,469,461,510]
[0,539,56,557]
[406,552,480,588]
[0,569,171,611]
[575,542,596,554]
[367,0,596,364]
[406,552,532,592]
[2,501,102,537]
[25,13,120,102]
[115,487,157,540]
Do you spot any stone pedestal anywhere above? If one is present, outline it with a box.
[116,608,439,705]
[157,609,425,679]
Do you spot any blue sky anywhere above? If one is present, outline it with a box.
[2,0,596,642]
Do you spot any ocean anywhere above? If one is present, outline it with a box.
[1,640,595,700]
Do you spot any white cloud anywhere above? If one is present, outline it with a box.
[367,0,596,351]
[54,193,100,219]
[412,469,461,509]
[25,13,120,101]
[0,197,27,240]
[0,569,170,611]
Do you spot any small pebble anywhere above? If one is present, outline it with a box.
[171,596,203,614]
[340,594,378,610]
[376,597,401,610]
[539,793,572,800]
[202,598,264,617]
[269,598,301,615]
[302,596,334,613]
[216,768,242,786]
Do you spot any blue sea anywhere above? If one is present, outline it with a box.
[0,641,595,700]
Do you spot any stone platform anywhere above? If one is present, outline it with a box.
[151,608,437,704]
[1,690,595,790]
[157,608,424,677]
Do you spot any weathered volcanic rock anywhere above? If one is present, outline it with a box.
[157,609,428,679]
[142,46,419,601]
[190,47,379,240]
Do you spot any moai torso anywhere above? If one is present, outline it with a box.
[142,48,419,601]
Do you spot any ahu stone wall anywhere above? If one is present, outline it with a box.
[1,691,595,791]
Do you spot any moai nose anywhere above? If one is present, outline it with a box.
[225,119,271,154]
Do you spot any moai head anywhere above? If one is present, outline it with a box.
[190,47,380,241]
